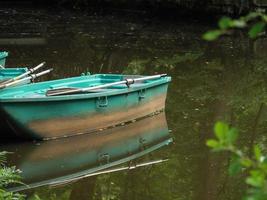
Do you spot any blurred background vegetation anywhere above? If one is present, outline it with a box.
[1,0,267,15]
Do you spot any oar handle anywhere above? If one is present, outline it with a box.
[29,62,46,74]
[30,68,53,80]
[15,62,46,81]
[124,74,167,87]
[132,74,167,82]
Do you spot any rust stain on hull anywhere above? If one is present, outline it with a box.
[27,94,166,139]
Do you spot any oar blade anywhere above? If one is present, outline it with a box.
[46,88,111,96]
[46,88,82,96]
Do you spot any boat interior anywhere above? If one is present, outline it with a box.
[0,68,28,80]
[0,74,166,99]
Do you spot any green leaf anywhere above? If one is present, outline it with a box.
[248,22,266,38]
[214,121,229,141]
[253,145,262,162]
[246,170,265,188]
[202,30,223,41]
[206,139,220,148]
[218,17,233,29]
[240,158,253,168]
[261,157,267,165]
[229,156,242,176]
[244,12,261,21]
[35,194,42,200]
[231,20,246,28]
[246,175,264,188]
[226,127,239,144]
[0,151,7,165]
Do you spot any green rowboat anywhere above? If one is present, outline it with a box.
[0,73,171,140]
[0,51,30,84]
[0,67,29,82]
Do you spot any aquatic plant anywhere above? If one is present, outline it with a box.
[0,151,25,200]
[207,122,267,200]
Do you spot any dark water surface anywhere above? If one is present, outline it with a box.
[1,6,267,200]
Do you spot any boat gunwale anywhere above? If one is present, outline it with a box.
[0,74,171,103]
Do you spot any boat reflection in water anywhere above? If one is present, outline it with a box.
[1,111,172,192]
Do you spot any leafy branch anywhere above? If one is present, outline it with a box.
[203,12,267,41]
[207,122,267,200]
[0,151,25,200]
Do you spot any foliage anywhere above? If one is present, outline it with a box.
[207,122,267,200]
[203,12,267,41]
[0,151,25,200]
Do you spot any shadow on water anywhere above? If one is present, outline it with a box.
[0,5,267,200]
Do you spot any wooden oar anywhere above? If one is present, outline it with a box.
[46,74,167,96]
[0,62,46,86]
[0,68,53,89]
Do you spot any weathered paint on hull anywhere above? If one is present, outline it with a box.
[2,82,169,139]
[3,112,172,191]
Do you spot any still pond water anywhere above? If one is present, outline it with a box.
[1,6,267,200]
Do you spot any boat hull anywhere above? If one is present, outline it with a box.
[1,78,170,140]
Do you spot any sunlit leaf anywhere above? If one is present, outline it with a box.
[244,12,262,21]
[206,139,219,148]
[248,22,266,38]
[246,170,265,188]
[246,176,264,188]
[241,158,253,167]
[226,127,239,144]
[214,121,228,141]
[232,20,246,28]
[202,30,223,41]
[253,145,262,162]
[218,17,233,29]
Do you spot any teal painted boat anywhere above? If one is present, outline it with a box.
[2,112,172,191]
[0,67,29,82]
[0,74,171,140]
[0,51,8,67]
[0,51,30,84]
